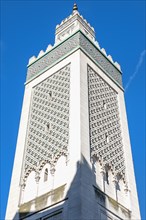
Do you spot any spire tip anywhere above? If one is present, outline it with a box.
[73,3,78,12]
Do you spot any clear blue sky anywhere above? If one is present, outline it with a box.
[1,1,145,219]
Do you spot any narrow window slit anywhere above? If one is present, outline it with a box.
[48,91,52,99]
[44,168,48,182]
[105,134,109,143]
[103,100,107,109]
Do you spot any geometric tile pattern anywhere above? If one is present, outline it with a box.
[22,64,70,183]
[27,32,122,87]
[88,65,125,181]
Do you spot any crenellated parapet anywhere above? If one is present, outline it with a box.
[27,4,121,79]
[28,44,53,65]
[27,32,122,88]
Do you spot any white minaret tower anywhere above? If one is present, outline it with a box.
[6,4,140,220]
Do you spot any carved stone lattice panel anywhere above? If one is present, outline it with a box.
[88,65,126,181]
[22,64,70,182]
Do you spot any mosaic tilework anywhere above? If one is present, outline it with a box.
[26,34,79,81]
[80,34,122,86]
[27,32,122,87]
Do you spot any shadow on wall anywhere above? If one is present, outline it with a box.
[13,156,110,220]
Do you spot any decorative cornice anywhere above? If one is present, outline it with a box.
[26,31,122,88]
[26,32,80,82]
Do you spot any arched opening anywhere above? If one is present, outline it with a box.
[44,168,48,182]
[105,164,111,185]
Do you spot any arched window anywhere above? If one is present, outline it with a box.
[105,171,109,185]
[44,168,48,182]
[105,164,110,185]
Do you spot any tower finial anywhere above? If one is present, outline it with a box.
[73,3,78,13]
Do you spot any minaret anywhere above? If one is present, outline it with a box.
[6,4,141,220]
